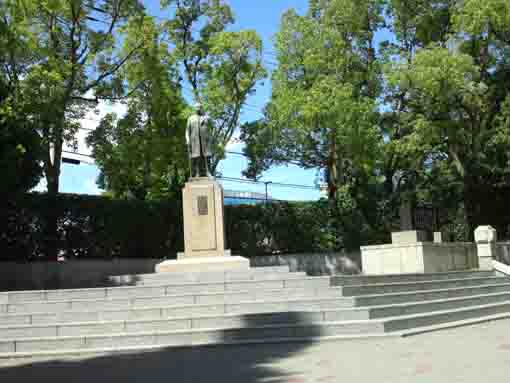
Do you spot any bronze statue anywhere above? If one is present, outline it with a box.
[186,103,213,178]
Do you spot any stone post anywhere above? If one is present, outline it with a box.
[474,226,497,270]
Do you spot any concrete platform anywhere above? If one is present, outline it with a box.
[155,256,250,273]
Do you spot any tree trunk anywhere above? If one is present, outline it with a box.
[43,131,63,261]
[327,128,339,201]
[463,179,477,242]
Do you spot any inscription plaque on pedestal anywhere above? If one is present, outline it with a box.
[197,196,208,216]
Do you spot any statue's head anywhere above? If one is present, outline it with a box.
[194,102,204,115]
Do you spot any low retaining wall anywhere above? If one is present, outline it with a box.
[0,259,161,292]
[0,253,360,292]
[361,242,478,275]
[496,242,510,265]
[250,253,361,276]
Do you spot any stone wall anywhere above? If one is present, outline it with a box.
[250,253,361,276]
[496,242,510,265]
[361,242,477,275]
[0,259,161,292]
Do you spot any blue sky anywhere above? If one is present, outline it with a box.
[36,1,325,201]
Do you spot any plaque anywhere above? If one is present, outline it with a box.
[197,196,208,216]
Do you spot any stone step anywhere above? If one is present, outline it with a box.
[383,300,510,332]
[110,266,293,285]
[0,307,366,340]
[333,270,495,286]
[1,285,339,315]
[5,288,510,339]
[0,276,330,305]
[0,295,354,326]
[0,319,386,355]
[2,298,510,356]
[340,276,510,296]
[119,272,309,287]
[354,282,510,306]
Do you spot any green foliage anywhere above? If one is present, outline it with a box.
[383,0,510,235]
[162,0,266,171]
[87,17,188,200]
[0,0,146,194]
[0,194,380,261]
[242,1,383,196]
[0,193,184,261]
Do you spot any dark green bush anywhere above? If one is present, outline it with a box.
[1,194,353,261]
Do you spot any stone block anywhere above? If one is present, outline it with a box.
[85,334,156,349]
[8,301,71,314]
[7,291,46,303]
[434,232,443,243]
[192,315,244,329]
[133,295,194,308]
[198,291,251,305]
[167,282,225,295]
[225,301,289,315]
[225,280,284,291]
[124,308,163,321]
[192,330,222,345]
[0,294,7,305]
[164,304,225,318]
[0,314,31,326]
[124,319,191,333]
[47,289,107,301]
[16,338,86,352]
[106,286,166,299]
[0,341,15,353]
[58,311,100,323]
[71,299,129,311]
[391,231,429,245]
[283,277,330,289]
[0,325,57,339]
[156,256,250,274]
[59,322,125,337]
[156,332,193,347]
[475,226,497,243]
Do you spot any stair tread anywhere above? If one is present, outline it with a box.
[343,275,508,289]
[2,297,510,339]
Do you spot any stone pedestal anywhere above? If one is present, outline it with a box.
[391,231,428,245]
[361,230,477,275]
[156,178,249,273]
[475,225,497,271]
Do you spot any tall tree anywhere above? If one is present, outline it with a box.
[0,1,44,195]
[1,0,146,195]
[385,0,510,236]
[87,17,188,200]
[162,0,266,171]
[242,0,384,201]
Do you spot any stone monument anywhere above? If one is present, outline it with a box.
[156,103,250,273]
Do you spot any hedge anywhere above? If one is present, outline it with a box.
[0,193,344,261]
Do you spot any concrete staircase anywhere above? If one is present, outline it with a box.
[1,267,510,358]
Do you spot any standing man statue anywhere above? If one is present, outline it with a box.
[186,102,213,178]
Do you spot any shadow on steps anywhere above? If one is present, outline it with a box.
[0,312,323,383]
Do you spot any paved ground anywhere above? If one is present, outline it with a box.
[1,319,510,382]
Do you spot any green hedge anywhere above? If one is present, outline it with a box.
[0,193,345,261]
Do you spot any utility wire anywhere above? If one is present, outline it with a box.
[60,150,318,190]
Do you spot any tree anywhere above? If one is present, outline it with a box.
[0,0,146,196]
[0,2,43,196]
[242,0,384,202]
[87,17,188,200]
[162,0,266,172]
[385,0,510,236]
